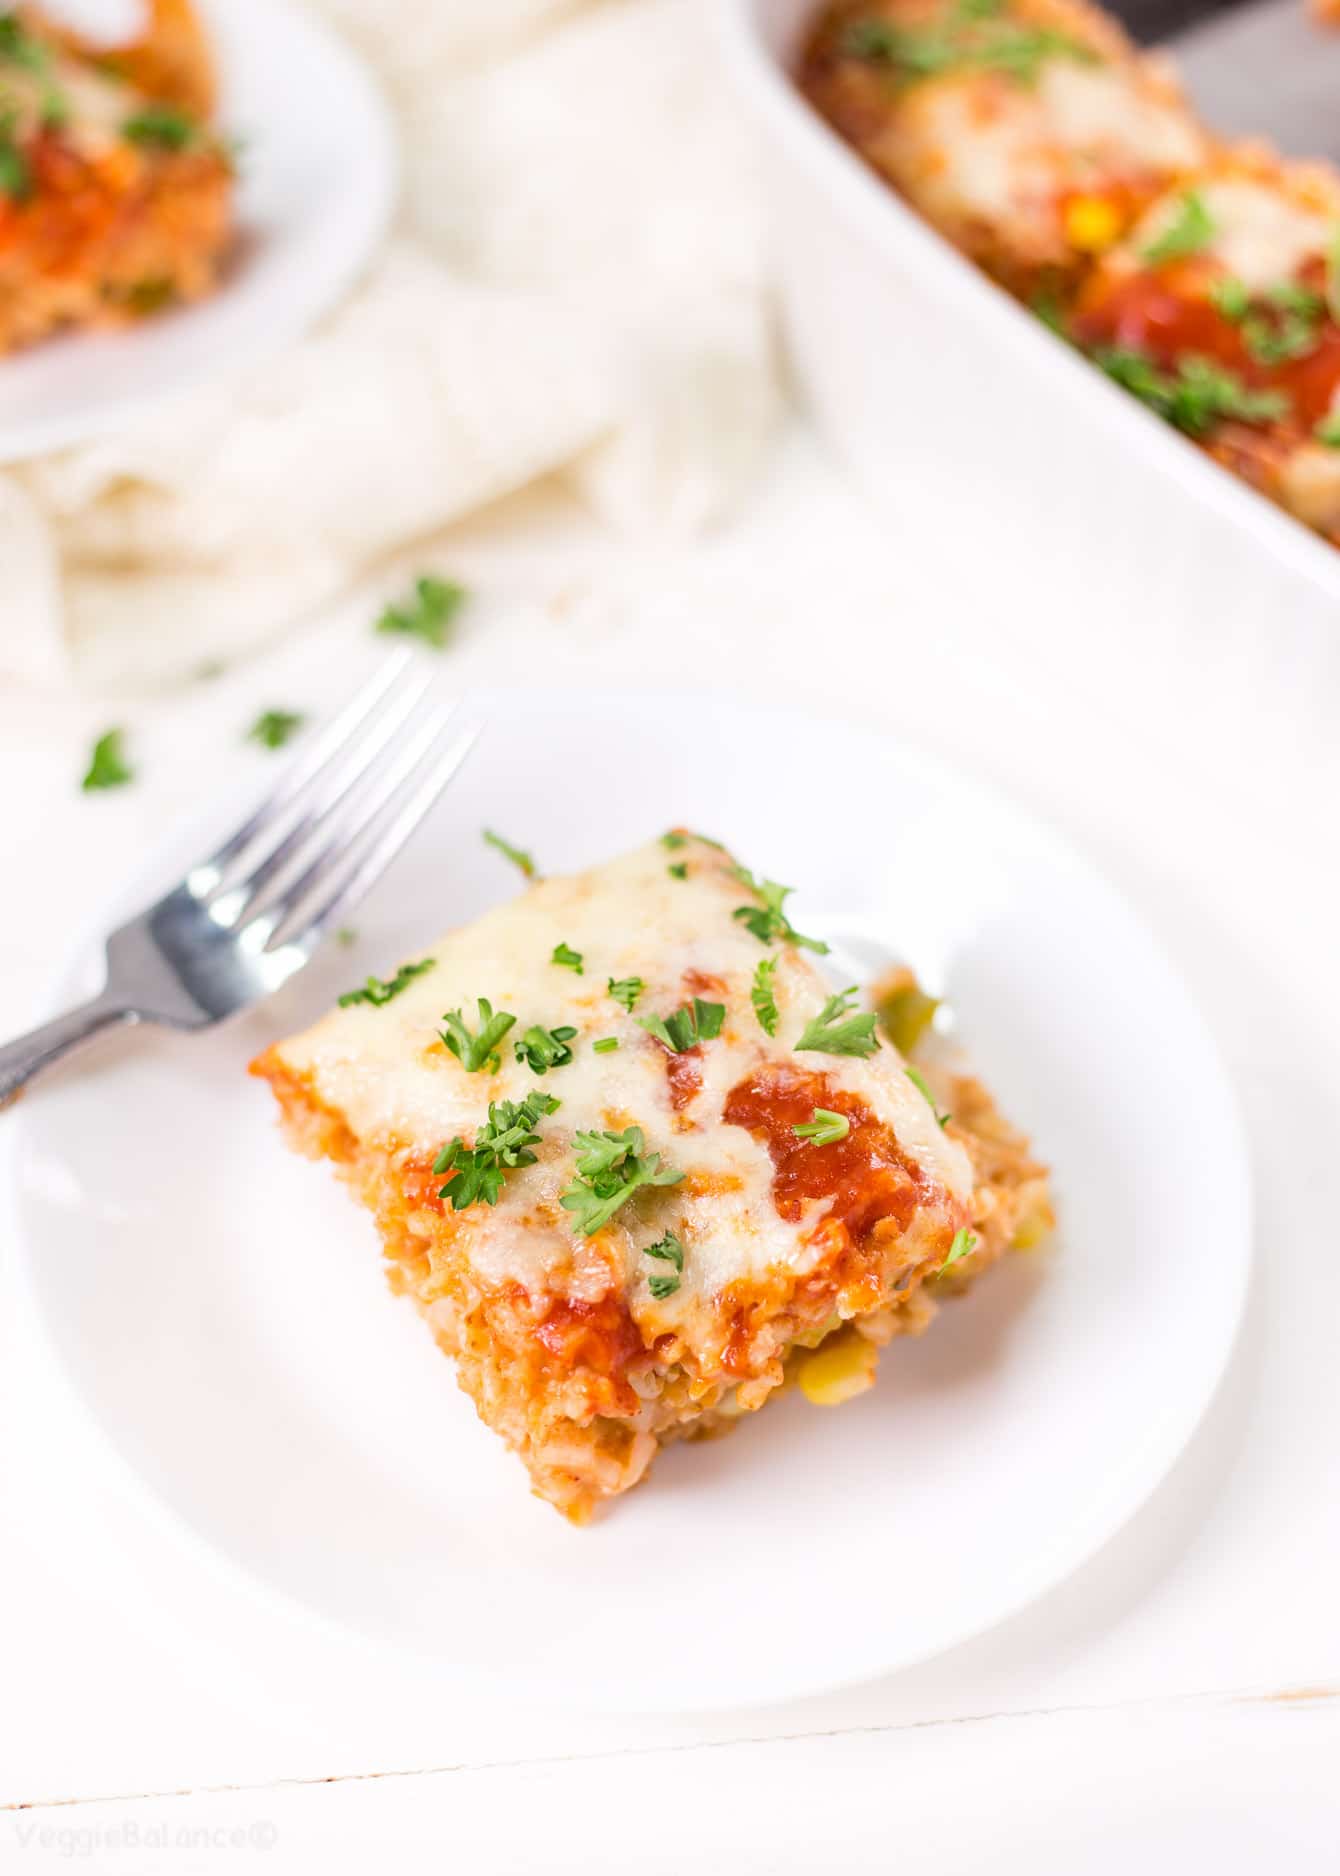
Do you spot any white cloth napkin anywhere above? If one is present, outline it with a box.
[0,0,777,690]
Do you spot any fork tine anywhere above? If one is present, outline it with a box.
[287,718,483,947]
[246,702,467,949]
[208,664,435,925]
[189,649,418,892]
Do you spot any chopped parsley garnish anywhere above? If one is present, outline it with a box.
[732,867,829,954]
[750,956,780,1037]
[0,108,31,202]
[438,996,516,1071]
[1315,413,1340,448]
[793,1108,850,1146]
[638,998,725,1053]
[667,862,688,880]
[0,15,48,69]
[661,831,688,849]
[1208,276,1250,322]
[81,728,133,792]
[941,1227,978,1271]
[433,1091,560,1211]
[842,0,1094,87]
[643,1230,685,1299]
[608,975,644,1012]
[593,1036,620,1053]
[1030,288,1066,336]
[1095,347,1288,437]
[1209,276,1324,366]
[247,708,304,751]
[375,573,466,650]
[559,1127,683,1236]
[483,828,536,879]
[123,105,197,150]
[335,927,358,947]
[876,979,941,1054]
[514,1023,577,1075]
[338,957,435,1008]
[795,986,880,1059]
[551,942,584,974]
[1141,192,1215,267]
[905,1064,950,1128]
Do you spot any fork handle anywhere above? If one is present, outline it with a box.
[0,995,139,1108]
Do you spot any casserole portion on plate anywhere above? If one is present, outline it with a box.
[252,833,1051,1519]
[0,0,233,353]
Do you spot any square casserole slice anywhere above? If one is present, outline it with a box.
[252,835,1002,1520]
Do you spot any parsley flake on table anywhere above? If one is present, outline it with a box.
[638,998,725,1053]
[551,942,583,974]
[247,709,305,751]
[433,1091,560,1211]
[375,573,467,650]
[439,996,517,1071]
[560,1127,683,1237]
[750,957,780,1037]
[608,976,644,1013]
[795,987,880,1059]
[123,104,198,149]
[81,729,133,792]
[1141,191,1216,266]
[792,1108,850,1146]
[940,1227,978,1271]
[732,866,829,954]
[905,1064,950,1128]
[483,828,536,879]
[514,1023,577,1075]
[643,1230,686,1299]
[337,958,435,1008]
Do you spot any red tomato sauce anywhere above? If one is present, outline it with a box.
[723,1065,927,1241]
[1071,261,1340,431]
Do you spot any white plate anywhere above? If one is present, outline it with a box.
[9,693,1252,1711]
[0,0,395,463]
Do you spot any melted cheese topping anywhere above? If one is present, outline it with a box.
[878,61,1202,248]
[1133,178,1333,290]
[273,838,972,1308]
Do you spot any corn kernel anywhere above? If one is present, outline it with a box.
[1064,195,1123,253]
[797,1329,879,1406]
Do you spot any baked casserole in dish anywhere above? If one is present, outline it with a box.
[800,0,1340,549]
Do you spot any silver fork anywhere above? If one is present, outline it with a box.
[0,652,480,1107]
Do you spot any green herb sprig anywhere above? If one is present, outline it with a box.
[338,958,435,1008]
[793,1108,850,1145]
[941,1227,978,1271]
[750,957,780,1037]
[732,867,829,954]
[638,998,725,1054]
[247,709,304,751]
[433,1091,559,1211]
[643,1230,686,1299]
[483,829,536,879]
[514,1023,577,1075]
[439,996,516,1071]
[375,573,466,650]
[560,1127,683,1237]
[795,987,880,1059]
[81,728,133,792]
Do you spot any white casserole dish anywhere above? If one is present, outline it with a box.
[718,0,1340,790]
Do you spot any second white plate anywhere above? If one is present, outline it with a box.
[9,692,1252,1710]
[0,0,395,462]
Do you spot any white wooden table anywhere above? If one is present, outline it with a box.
[2,429,1337,1870]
